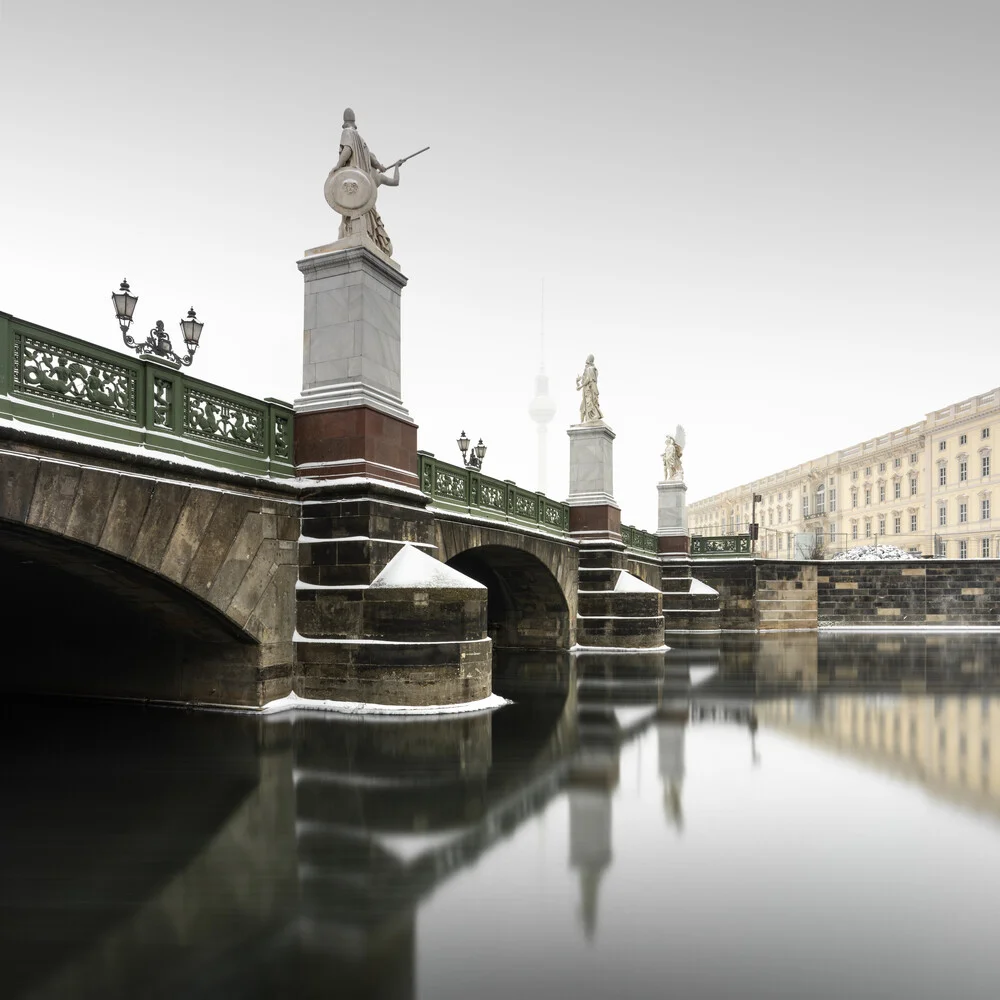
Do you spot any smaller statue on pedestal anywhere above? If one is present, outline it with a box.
[576,354,603,423]
[662,425,686,481]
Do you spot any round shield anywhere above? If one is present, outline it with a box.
[324,166,377,217]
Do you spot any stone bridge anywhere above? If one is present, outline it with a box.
[1,242,696,711]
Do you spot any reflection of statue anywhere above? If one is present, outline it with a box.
[575,354,603,423]
[326,108,402,256]
[661,425,686,481]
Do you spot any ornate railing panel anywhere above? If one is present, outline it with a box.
[0,311,294,478]
[691,534,752,556]
[417,451,570,536]
[621,523,657,554]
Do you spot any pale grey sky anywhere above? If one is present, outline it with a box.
[1,1,997,526]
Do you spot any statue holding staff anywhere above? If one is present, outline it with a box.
[576,354,603,423]
[324,107,428,257]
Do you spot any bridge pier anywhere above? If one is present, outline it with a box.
[566,420,664,648]
[292,242,491,707]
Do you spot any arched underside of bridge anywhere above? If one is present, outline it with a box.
[0,521,264,705]
[434,522,577,649]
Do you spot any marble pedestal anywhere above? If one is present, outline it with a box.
[656,480,689,553]
[294,241,418,487]
[567,421,620,541]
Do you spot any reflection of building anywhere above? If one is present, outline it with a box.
[689,385,1000,559]
[656,715,687,831]
[758,694,1000,815]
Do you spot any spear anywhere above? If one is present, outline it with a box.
[391,146,430,168]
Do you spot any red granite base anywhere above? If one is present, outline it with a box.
[295,406,419,486]
[658,534,691,555]
[569,503,621,540]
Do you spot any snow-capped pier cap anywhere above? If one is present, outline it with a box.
[613,570,660,593]
[370,544,487,590]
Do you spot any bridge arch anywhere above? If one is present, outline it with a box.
[0,442,298,706]
[432,517,578,649]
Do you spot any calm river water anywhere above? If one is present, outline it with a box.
[4,632,1000,999]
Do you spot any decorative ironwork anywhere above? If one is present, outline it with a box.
[417,452,570,536]
[2,316,294,477]
[514,493,537,519]
[481,482,505,510]
[621,523,657,553]
[152,376,173,428]
[15,335,137,419]
[435,470,468,500]
[184,389,265,453]
[691,534,752,556]
[273,415,290,460]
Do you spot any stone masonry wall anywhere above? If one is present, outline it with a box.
[819,560,1000,626]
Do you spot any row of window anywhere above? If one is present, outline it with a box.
[941,428,991,451]
[938,455,991,486]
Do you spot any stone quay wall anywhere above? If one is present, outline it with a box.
[818,560,1000,627]
[691,556,1000,629]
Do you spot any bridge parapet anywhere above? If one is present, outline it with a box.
[418,451,570,536]
[621,523,657,554]
[0,312,293,478]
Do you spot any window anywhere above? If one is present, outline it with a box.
[936,538,947,558]
[984,427,991,440]
[879,516,886,535]
[829,523,837,542]
[983,455,991,477]
[894,480,901,500]
[778,492,783,502]
[960,434,968,445]
[865,466,872,477]
[894,515,901,534]
[910,514,918,532]
[852,523,859,540]
[939,505,947,526]
[939,466,947,486]
[960,539,968,559]
[816,485,825,515]
[983,537,992,558]
[865,488,871,506]
[829,489,837,512]
[878,462,886,474]
[894,457,902,468]
[851,471,858,481]
[802,497,809,517]
[960,460,968,482]
[939,441,947,452]
[852,489,858,508]
[865,520,872,538]
[910,477,918,496]
[778,508,782,524]
[960,502,968,523]
[982,498,991,520]
[910,452,918,464]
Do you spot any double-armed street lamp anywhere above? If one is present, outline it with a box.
[457,430,487,471]
[112,279,205,368]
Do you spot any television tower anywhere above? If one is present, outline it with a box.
[527,284,557,493]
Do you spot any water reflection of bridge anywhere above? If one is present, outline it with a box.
[10,635,1000,998]
[2,651,691,999]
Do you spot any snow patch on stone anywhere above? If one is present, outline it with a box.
[570,644,670,654]
[613,706,658,729]
[369,544,486,590]
[689,578,718,595]
[613,570,660,593]
[260,690,510,716]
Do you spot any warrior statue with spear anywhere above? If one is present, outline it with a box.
[324,107,429,258]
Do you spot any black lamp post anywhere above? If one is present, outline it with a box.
[112,279,204,367]
[457,430,487,470]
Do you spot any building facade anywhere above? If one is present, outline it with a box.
[690,386,1000,559]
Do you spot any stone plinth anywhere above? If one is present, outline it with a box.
[567,421,620,542]
[657,480,688,543]
[295,480,491,706]
[295,243,418,488]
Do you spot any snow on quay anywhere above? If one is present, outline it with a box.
[831,544,920,561]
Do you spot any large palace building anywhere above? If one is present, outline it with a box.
[689,386,1000,559]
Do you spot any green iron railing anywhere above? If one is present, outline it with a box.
[0,311,294,477]
[621,523,657,554]
[691,534,752,556]
[418,451,570,535]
